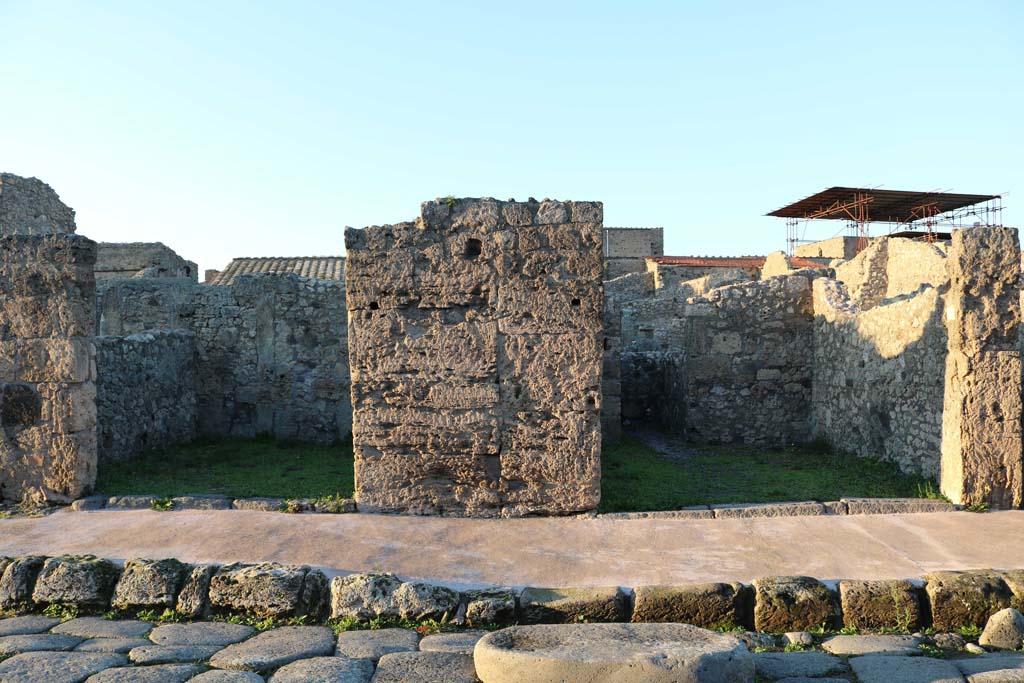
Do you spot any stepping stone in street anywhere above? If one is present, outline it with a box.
[753,652,848,679]
[373,651,477,683]
[129,644,224,664]
[0,651,128,683]
[821,634,923,656]
[190,671,266,682]
[335,628,419,661]
[0,615,61,636]
[267,656,374,682]
[85,663,205,682]
[0,633,84,655]
[76,638,155,653]
[419,631,486,655]
[209,625,335,673]
[52,617,152,639]
[150,622,255,647]
[850,654,965,683]
[474,623,752,683]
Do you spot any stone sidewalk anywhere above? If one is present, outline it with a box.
[2,509,1023,588]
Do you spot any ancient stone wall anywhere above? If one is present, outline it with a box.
[95,331,198,462]
[0,174,76,236]
[95,242,198,285]
[941,228,1024,508]
[646,262,755,289]
[812,278,948,478]
[0,234,97,502]
[346,198,604,516]
[98,273,350,444]
[601,272,656,439]
[603,227,663,279]
[796,236,860,260]
[833,237,948,309]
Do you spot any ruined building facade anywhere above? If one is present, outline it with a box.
[1,172,1022,512]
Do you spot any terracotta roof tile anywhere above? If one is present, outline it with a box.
[208,256,346,286]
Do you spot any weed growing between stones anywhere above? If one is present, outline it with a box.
[41,603,80,621]
[135,608,189,624]
[957,624,983,638]
[150,497,174,511]
[327,615,464,637]
[964,502,990,513]
[211,612,310,632]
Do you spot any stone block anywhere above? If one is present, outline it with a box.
[463,587,517,626]
[208,563,327,619]
[632,583,752,629]
[839,579,924,632]
[752,576,839,633]
[111,558,189,611]
[925,570,1013,632]
[712,502,825,518]
[518,586,630,624]
[31,556,120,609]
[842,497,956,514]
[329,572,459,621]
[0,556,45,611]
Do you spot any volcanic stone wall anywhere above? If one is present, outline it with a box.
[0,174,77,236]
[346,198,604,517]
[95,330,198,461]
[0,234,98,502]
[98,273,350,445]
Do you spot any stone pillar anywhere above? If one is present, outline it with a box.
[346,198,604,517]
[941,227,1024,509]
[0,234,98,503]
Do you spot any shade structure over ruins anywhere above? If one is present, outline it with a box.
[345,198,604,517]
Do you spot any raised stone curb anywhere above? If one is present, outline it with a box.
[925,570,1013,632]
[838,578,924,632]
[518,586,630,624]
[632,582,752,629]
[32,556,121,609]
[752,576,839,633]
[712,501,825,518]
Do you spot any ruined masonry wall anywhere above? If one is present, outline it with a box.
[601,271,656,440]
[0,174,76,236]
[95,331,198,462]
[346,198,604,517]
[95,242,198,285]
[812,279,947,478]
[0,235,97,501]
[98,273,350,445]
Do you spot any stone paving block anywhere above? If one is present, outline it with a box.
[0,556,45,611]
[129,644,224,664]
[150,622,254,647]
[111,558,189,611]
[956,653,1024,680]
[334,628,419,662]
[85,663,205,682]
[0,614,60,636]
[0,633,84,655]
[752,576,839,633]
[632,582,751,629]
[842,497,957,514]
[209,625,335,673]
[419,631,485,655]
[518,586,630,624]
[267,656,374,682]
[372,651,478,683]
[70,496,107,511]
[209,563,328,619]
[850,654,965,683]
[53,617,152,639]
[170,495,232,510]
[839,578,925,632]
[926,570,1013,631]
[75,637,153,653]
[474,623,752,683]
[821,634,922,655]
[0,651,128,683]
[32,555,121,609]
[107,495,158,509]
[753,652,848,679]
[176,564,218,619]
[190,671,266,683]
[712,502,825,518]
[232,498,286,512]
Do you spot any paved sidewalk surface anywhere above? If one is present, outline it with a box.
[2,509,1023,588]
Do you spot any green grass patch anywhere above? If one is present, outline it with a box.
[98,433,940,512]
[599,434,942,513]
[96,436,354,499]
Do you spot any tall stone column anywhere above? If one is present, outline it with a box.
[941,227,1024,509]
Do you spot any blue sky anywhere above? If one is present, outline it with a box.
[1,1,1020,273]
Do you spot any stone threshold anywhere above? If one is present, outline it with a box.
[66,495,960,517]
[2,554,1020,638]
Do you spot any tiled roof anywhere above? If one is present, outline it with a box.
[208,256,346,286]
[647,255,827,270]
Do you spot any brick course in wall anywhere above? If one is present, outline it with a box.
[345,198,604,517]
